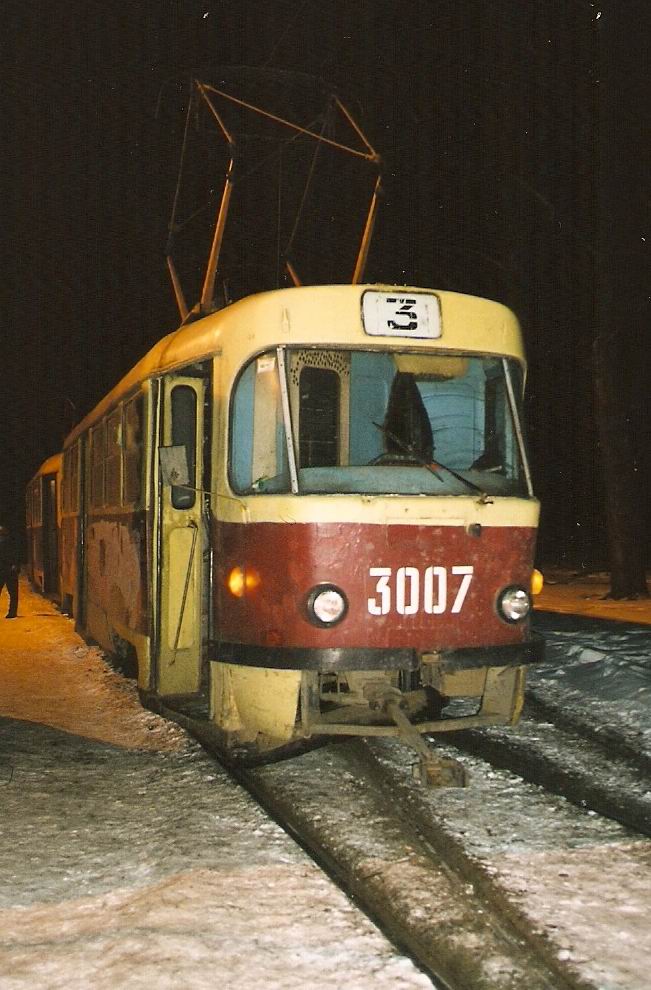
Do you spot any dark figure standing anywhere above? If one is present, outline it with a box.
[0,525,19,618]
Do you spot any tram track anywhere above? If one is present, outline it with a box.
[445,696,651,837]
[243,739,584,990]
[155,675,650,990]
[154,692,647,990]
[526,683,651,778]
[161,697,585,989]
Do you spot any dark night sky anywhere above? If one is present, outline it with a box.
[2,0,649,567]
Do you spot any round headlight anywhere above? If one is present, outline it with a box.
[497,585,531,623]
[307,585,348,627]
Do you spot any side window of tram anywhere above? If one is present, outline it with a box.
[170,385,197,509]
[298,367,340,467]
[63,447,75,513]
[69,444,79,512]
[123,395,143,506]
[90,423,106,508]
[105,409,122,506]
[30,483,42,526]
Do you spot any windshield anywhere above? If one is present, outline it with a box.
[230,348,530,496]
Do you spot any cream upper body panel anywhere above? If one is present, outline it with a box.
[216,491,540,529]
[64,285,525,448]
[216,285,525,383]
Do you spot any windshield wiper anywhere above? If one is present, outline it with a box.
[372,422,490,499]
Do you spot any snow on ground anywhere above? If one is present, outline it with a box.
[533,570,651,741]
[495,841,651,990]
[0,580,434,989]
[368,720,651,990]
[358,570,651,990]
[1,572,650,989]
[0,586,185,752]
[500,570,651,989]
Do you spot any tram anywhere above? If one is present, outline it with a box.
[25,453,62,600]
[26,81,544,773]
[27,284,542,764]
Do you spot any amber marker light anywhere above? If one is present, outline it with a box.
[227,567,245,597]
[530,569,544,596]
[245,568,261,592]
[227,566,261,598]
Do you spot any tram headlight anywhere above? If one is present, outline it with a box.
[306,584,348,627]
[497,585,531,624]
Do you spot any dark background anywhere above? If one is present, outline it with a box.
[2,0,649,569]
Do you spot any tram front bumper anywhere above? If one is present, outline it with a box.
[428,631,545,673]
[210,633,545,673]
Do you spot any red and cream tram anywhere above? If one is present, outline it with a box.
[31,284,543,761]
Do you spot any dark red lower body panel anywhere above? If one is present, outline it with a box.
[214,520,536,653]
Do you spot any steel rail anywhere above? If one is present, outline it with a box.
[447,707,651,837]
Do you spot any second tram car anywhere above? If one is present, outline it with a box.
[28,284,544,763]
[26,453,62,600]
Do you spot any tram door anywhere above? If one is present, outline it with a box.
[157,375,206,697]
[42,474,59,596]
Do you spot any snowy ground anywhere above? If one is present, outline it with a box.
[533,570,651,738]
[0,579,433,990]
[1,572,650,989]
[517,570,651,988]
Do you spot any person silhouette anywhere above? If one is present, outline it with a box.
[0,525,19,618]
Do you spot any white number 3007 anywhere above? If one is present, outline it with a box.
[367,566,474,616]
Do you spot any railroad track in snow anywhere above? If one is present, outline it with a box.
[240,737,620,990]
[444,691,651,838]
[159,689,648,990]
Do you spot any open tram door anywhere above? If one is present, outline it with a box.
[156,373,208,698]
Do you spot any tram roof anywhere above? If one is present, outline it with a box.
[64,285,524,448]
[28,452,62,484]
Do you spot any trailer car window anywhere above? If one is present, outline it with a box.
[62,443,80,514]
[33,480,42,524]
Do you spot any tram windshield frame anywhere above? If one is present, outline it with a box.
[229,347,533,498]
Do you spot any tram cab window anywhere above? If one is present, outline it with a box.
[299,367,340,467]
[231,354,289,493]
[230,348,529,497]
